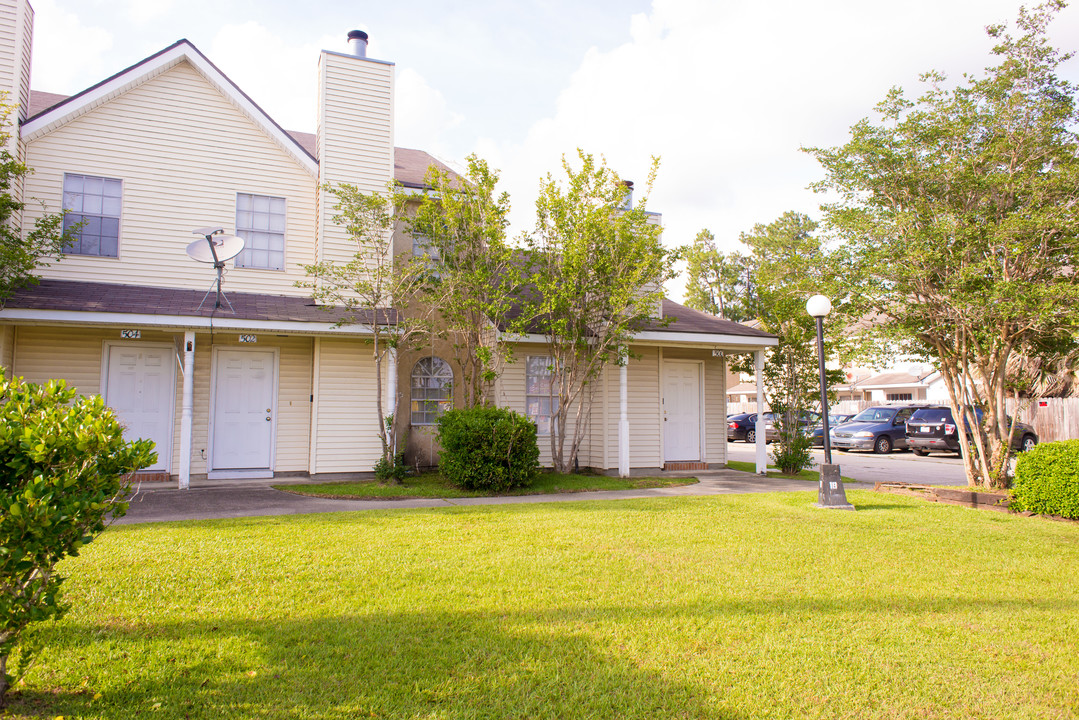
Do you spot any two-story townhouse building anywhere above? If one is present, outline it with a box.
[0,0,778,487]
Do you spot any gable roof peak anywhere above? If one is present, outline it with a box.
[21,38,318,176]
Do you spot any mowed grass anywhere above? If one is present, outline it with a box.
[6,491,1078,719]
[726,459,856,483]
[274,471,697,499]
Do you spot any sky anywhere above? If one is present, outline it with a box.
[29,0,1079,300]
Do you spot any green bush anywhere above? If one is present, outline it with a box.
[373,452,409,483]
[0,373,155,701]
[437,407,540,491]
[1011,440,1079,519]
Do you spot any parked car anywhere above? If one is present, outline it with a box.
[831,405,924,454]
[807,414,854,447]
[905,406,1038,456]
[765,410,822,443]
[727,413,757,443]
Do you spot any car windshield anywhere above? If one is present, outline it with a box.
[851,408,897,423]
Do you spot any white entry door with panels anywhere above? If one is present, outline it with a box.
[104,344,176,472]
[210,349,277,475]
[663,361,702,462]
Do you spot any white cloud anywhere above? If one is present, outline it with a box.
[475,0,1079,300]
[207,22,336,132]
[30,0,113,93]
[125,0,175,25]
[395,67,464,155]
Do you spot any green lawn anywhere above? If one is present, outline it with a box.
[273,472,697,499]
[5,491,1078,719]
[726,459,856,483]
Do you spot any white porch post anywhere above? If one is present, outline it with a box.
[618,349,629,478]
[179,330,195,490]
[754,349,766,475]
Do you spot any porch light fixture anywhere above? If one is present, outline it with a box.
[806,294,853,510]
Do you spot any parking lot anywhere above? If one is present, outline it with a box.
[725,442,969,486]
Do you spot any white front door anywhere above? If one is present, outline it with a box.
[663,361,701,462]
[211,349,276,472]
[106,345,175,471]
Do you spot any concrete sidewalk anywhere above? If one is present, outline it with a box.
[117,469,859,525]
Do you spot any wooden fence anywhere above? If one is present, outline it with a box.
[727,397,1079,443]
[1006,398,1079,444]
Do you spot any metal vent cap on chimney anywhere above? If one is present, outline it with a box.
[347,30,369,58]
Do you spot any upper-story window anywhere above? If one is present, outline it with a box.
[235,193,286,270]
[62,173,121,257]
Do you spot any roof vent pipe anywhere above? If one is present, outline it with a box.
[347,30,369,58]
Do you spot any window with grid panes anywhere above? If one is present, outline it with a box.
[410,357,453,425]
[526,356,558,436]
[62,174,121,257]
[235,193,286,270]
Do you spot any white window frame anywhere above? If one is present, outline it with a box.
[234,192,287,270]
[526,355,559,436]
[62,173,122,258]
[410,356,454,426]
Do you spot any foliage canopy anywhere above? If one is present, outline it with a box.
[807,1,1079,487]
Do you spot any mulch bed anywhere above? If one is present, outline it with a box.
[874,481,1076,523]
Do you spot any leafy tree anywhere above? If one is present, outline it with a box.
[0,99,73,308]
[806,1,1079,488]
[734,212,844,474]
[680,229,755,321]
[519,150,673,473]
[0,373,155,703]
[299,184,433,478]
[399,155,517,407]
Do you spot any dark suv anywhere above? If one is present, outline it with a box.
[831,405,924,454]
[905,406,1038,456]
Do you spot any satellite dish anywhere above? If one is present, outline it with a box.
[185,234,244,263]
[187,227,245,311]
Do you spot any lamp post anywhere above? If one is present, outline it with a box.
[806,294,853,510]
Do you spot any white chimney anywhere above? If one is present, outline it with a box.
[347,30,368,58]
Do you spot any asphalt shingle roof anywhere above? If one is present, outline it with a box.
[4,279,394,325]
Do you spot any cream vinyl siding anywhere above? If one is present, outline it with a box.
[498,344,591,469]
[595,346,662,469]
[0,324,13,373]
[664,348,727,465]
[11,326,110,394]
[0,0,33,154]
[21,61,317,295]
[312,337,381,473]
[316,51,394,272]
[184,335,313,475]
[627,346,662,468]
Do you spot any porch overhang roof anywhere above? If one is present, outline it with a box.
[0,279,392,336]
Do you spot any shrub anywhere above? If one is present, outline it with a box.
[373,452,409,483]
[1011,440,1079,519]
[0,373,155,702]
[770,410,815,475]
[437,407,540,491]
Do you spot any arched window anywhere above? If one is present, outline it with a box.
[411,357,453,425]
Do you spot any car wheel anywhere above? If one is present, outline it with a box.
[874,435,892,454]
[746,430,756,444]
[1021,434,1037,452]
[912,448,928,457]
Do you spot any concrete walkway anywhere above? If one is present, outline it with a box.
[117,469,865,525]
